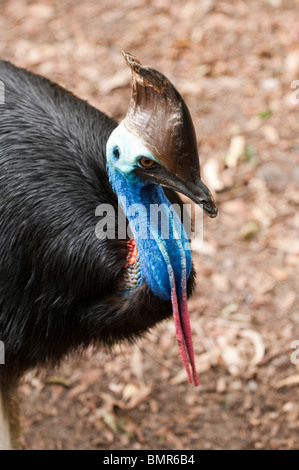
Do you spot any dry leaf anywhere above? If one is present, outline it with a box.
[275,375,299,389]
[67,383,88,398]
[211,272,231,292]
[225,135,246,168]
[80,369,102,385]
[261,125,279,144]
[122,383,140,401]
[125,385,152,410]
[202,158,225,192]
[130,347,144,381]
[216,376,227,393]
[100,392,124,412]
[240,329,265,366]
[45,376,73,388]
[99,70,130,94]
[269,268,288,281]
[279,291,296,312]
[100,410,118,433]
[27,4,55,19]
[221,345,243,375]
[239,221,260,241]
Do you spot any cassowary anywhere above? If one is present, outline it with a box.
[0,52,217,449]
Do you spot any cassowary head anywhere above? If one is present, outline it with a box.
[107,52,217,216]
[106,52,217,385]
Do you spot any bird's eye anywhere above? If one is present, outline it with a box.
[113,147,120,160]
[138,157,155,168]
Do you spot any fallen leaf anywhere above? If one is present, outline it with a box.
[216,376,227,393]
[261,125,279,144]
[221,345,243,375]
[122,383,140,401]
[67,383,88,398]
[268,267,288,281]
[202,157,225,192]
[45,376,73,388]
[279,291,296,312]
[221,304,239,317]
[27,4,55,19]
[130,347,144,381]
[125,385,152,410]
[225,135,246,168]
[240,329,265,366]
[239,221,260,240]
[259,78,281,91]
[99,70,130,94]
[211,272,231,292]
[269,239,299,255]
[285,50,299,77]
[101,410,118,433]
[98,392,124,413]
[80,369,102,385]
[275,375,299,389]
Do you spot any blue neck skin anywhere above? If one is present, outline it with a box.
[106,121,192,301]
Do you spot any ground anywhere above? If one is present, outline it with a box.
[1,0,298,450]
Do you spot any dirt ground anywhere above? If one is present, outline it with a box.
[1,0,298,450]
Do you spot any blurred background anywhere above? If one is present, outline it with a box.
[1,0,298,450]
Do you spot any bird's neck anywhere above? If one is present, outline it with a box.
[108,166,192,300]
[108,166,199,386]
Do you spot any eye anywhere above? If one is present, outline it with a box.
[113,146,120,160]
[138,157,156,168]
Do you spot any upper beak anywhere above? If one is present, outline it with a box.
[160,174,218,218]
[134,167,218,218]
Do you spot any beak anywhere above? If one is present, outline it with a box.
[170,176,218,218]
[134,166,218,218]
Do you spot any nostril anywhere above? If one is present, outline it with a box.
[113,146,120,160]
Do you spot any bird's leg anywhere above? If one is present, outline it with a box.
[0,374,21,450]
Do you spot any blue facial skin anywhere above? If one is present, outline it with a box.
[106,121,192,301]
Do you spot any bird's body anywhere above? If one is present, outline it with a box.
[0,54,217,449]
[0,60,187,376]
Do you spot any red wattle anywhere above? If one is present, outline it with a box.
[171,282,199,386]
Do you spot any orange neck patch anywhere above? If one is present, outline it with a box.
[124,239,138,268]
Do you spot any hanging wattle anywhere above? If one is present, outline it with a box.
[108,165,199,386]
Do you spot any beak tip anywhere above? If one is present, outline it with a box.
[207,206,218,218]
